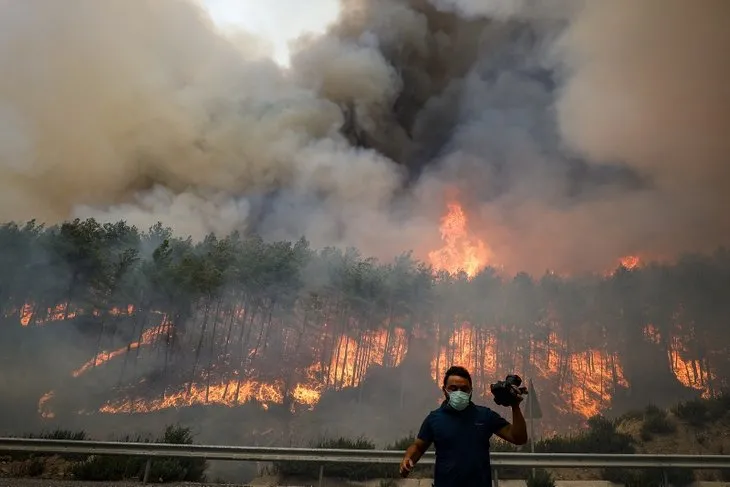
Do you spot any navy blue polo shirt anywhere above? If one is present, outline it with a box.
[417,400,509,487]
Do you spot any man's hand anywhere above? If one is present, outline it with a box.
[400,438,429,477]
[399,457,414,477]
[510,384,525,404]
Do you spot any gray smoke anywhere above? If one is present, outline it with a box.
[0,0,728,274]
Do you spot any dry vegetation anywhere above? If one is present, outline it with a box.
[1,394,729,486]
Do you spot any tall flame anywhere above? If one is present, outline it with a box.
[430,326,627,419]
[18,266,716,424]
[429,201,492,277]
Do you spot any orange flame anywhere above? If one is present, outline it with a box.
[80,327,409,415]
[38,390,55,419]
[72,324,166,378]
[619,255,641,270]
[28,296,716,423]
[429,202,492,277]
[100,380,286,414]
[20,302,77,326]
[430,327,628,419]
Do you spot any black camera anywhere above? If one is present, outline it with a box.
[489,374,528,407]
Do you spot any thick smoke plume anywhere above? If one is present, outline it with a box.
[0,0,728,274]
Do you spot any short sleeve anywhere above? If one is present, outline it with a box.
[417,414,434,444]
[485,408,509,435]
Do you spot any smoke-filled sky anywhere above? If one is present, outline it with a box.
[202,0,340,66]
[0,0,728,274]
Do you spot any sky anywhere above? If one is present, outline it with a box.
[202,0,340,66]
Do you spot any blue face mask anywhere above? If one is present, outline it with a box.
[447,390,471,411]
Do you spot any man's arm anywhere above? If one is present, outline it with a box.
[403,438,430,464]
[400,416,433,477]
[495,404,528,445]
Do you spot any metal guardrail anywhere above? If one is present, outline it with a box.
[1,437,729,484]
[2,438,730,468]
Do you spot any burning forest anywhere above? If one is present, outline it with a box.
[1,0,730,446]
[1,217,729,443]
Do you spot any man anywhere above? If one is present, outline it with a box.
[399,366,527,486]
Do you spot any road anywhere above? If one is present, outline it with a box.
[0,481,252,487]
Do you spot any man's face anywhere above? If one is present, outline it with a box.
[443,375,472,399]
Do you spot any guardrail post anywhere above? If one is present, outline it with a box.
[142,458,152,484]
[492,467,499,487]
[661,468,669,487]
[318,464,324,487]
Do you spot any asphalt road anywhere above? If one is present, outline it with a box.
[0,481,248,487]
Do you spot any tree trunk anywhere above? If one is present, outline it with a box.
[205,296,224,402]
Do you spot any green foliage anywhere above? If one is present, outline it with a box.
[527,468,555,487]
[535,415,634,455]
[2,216,730,485]
[69,425,206,483]
[672,398,710,427]
[31,429,88,441]
[672,392,730,428]
[8,430,90,462]
[385,433,417,451]
[6,425,204,483]
[273,436,396,481]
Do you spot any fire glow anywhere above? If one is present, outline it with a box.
[11,202,718,425]
[37,304,711,421]
[428,201,492,277]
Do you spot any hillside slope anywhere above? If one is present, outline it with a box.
[1,395,729,485]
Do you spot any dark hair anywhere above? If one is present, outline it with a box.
[443,365,472,387]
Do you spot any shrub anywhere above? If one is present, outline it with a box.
[8,458,45,478]
[640,405,676,440]
[705,392,730,422]
[385,434,416,451]
[619,409,645,422]
[10,430,89,462]
[672,399,709,427]
[27,457,45,477]
[535,415,634,455]
[273,436,392,481]
[71,424,207,483]
[603,467,694,486]
[527,468,556,487]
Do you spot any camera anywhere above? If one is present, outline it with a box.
[489,374,528,407]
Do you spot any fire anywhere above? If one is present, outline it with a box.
[93,305,135,317]
[38,390,55,419]
[20,303,33,326]
[292,384,322,405]
[72,324,166,378]
[641,325,714,397]
[431,327,627,420]
[100,380,286,413]
[672,353,714,398]
[65,325,409,415]
[428,201,492,277]
[431,324,498,382]
[308,328,408,389]
[27,290,716,424]
[20,302,77,326]
[619,255,641,270]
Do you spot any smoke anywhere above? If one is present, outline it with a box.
[0,0,728,274]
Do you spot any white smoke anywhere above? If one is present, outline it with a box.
[0,0,728,274]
